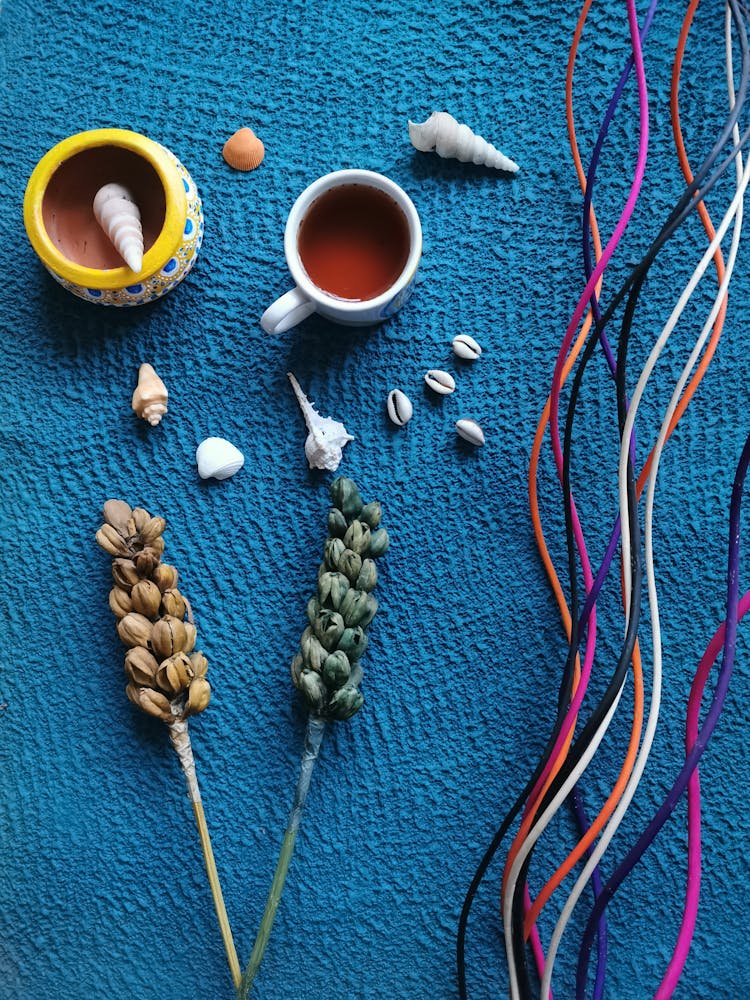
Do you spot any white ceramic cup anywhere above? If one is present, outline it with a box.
[260,169,422,335]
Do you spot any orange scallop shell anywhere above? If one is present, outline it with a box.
[222,127,265,171]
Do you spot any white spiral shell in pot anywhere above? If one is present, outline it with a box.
[408,112,519,173]
[93,182,144,272]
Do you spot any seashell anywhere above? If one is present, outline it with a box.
[196,437,245,480]
[452,333,482,360]
[131,363,168,426]
[222,127,265,171]
[424,369,456,395]
[386,389,413,427]
[456,418,486,446]
[408,112,519,173]
[287,372,354,472]
[93,182,144,271]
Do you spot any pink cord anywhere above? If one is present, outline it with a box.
[655,589,750,996]
[526,882,551,991]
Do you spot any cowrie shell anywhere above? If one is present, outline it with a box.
[424,369,456,395]
[452,334,482,360]
[456,418,485,446]
[386,389,413,427]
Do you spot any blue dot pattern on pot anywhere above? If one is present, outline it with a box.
[48,148,204,307]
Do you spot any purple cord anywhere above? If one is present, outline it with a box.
[574,428,750,997]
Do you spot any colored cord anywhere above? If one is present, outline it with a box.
[516,0,750,988]
[459,1,750,994]
[460,1,652,992]
[654,5,734,985]
[523,0,659,934]
[528,0,734,963]
[546,48,748,997]
[510,2,657,992]
[551,6,750,994]
[505,2,651,993]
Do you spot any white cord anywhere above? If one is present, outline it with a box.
[539,12,745,996]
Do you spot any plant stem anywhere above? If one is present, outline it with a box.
[237,714,327,1000]
[170,720,242,989]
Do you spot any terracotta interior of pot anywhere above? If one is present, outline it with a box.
[41,146,167,270]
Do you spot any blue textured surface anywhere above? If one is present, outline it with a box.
[1,2,750,998]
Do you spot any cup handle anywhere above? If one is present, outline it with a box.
[260,287,316,334]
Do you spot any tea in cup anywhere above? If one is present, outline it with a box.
[260,169,422,334]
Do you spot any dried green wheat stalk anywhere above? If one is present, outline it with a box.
[237,476,389,998]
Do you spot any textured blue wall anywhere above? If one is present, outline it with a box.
[1,1,749,998]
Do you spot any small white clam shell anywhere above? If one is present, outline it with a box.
[196,437,245,480]
[452,334,482,360]
[456,418,485,446]
[424,369,456,395]
[387,389,413,427]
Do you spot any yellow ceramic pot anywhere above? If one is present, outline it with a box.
[23,128,203,305]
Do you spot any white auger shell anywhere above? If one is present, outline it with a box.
[408,111,519,173]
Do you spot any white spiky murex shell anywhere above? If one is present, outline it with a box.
[287,372,354,472]
[93,182,144,272]
[408,111,519,173]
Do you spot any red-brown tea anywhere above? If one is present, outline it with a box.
[297,184,410,301]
